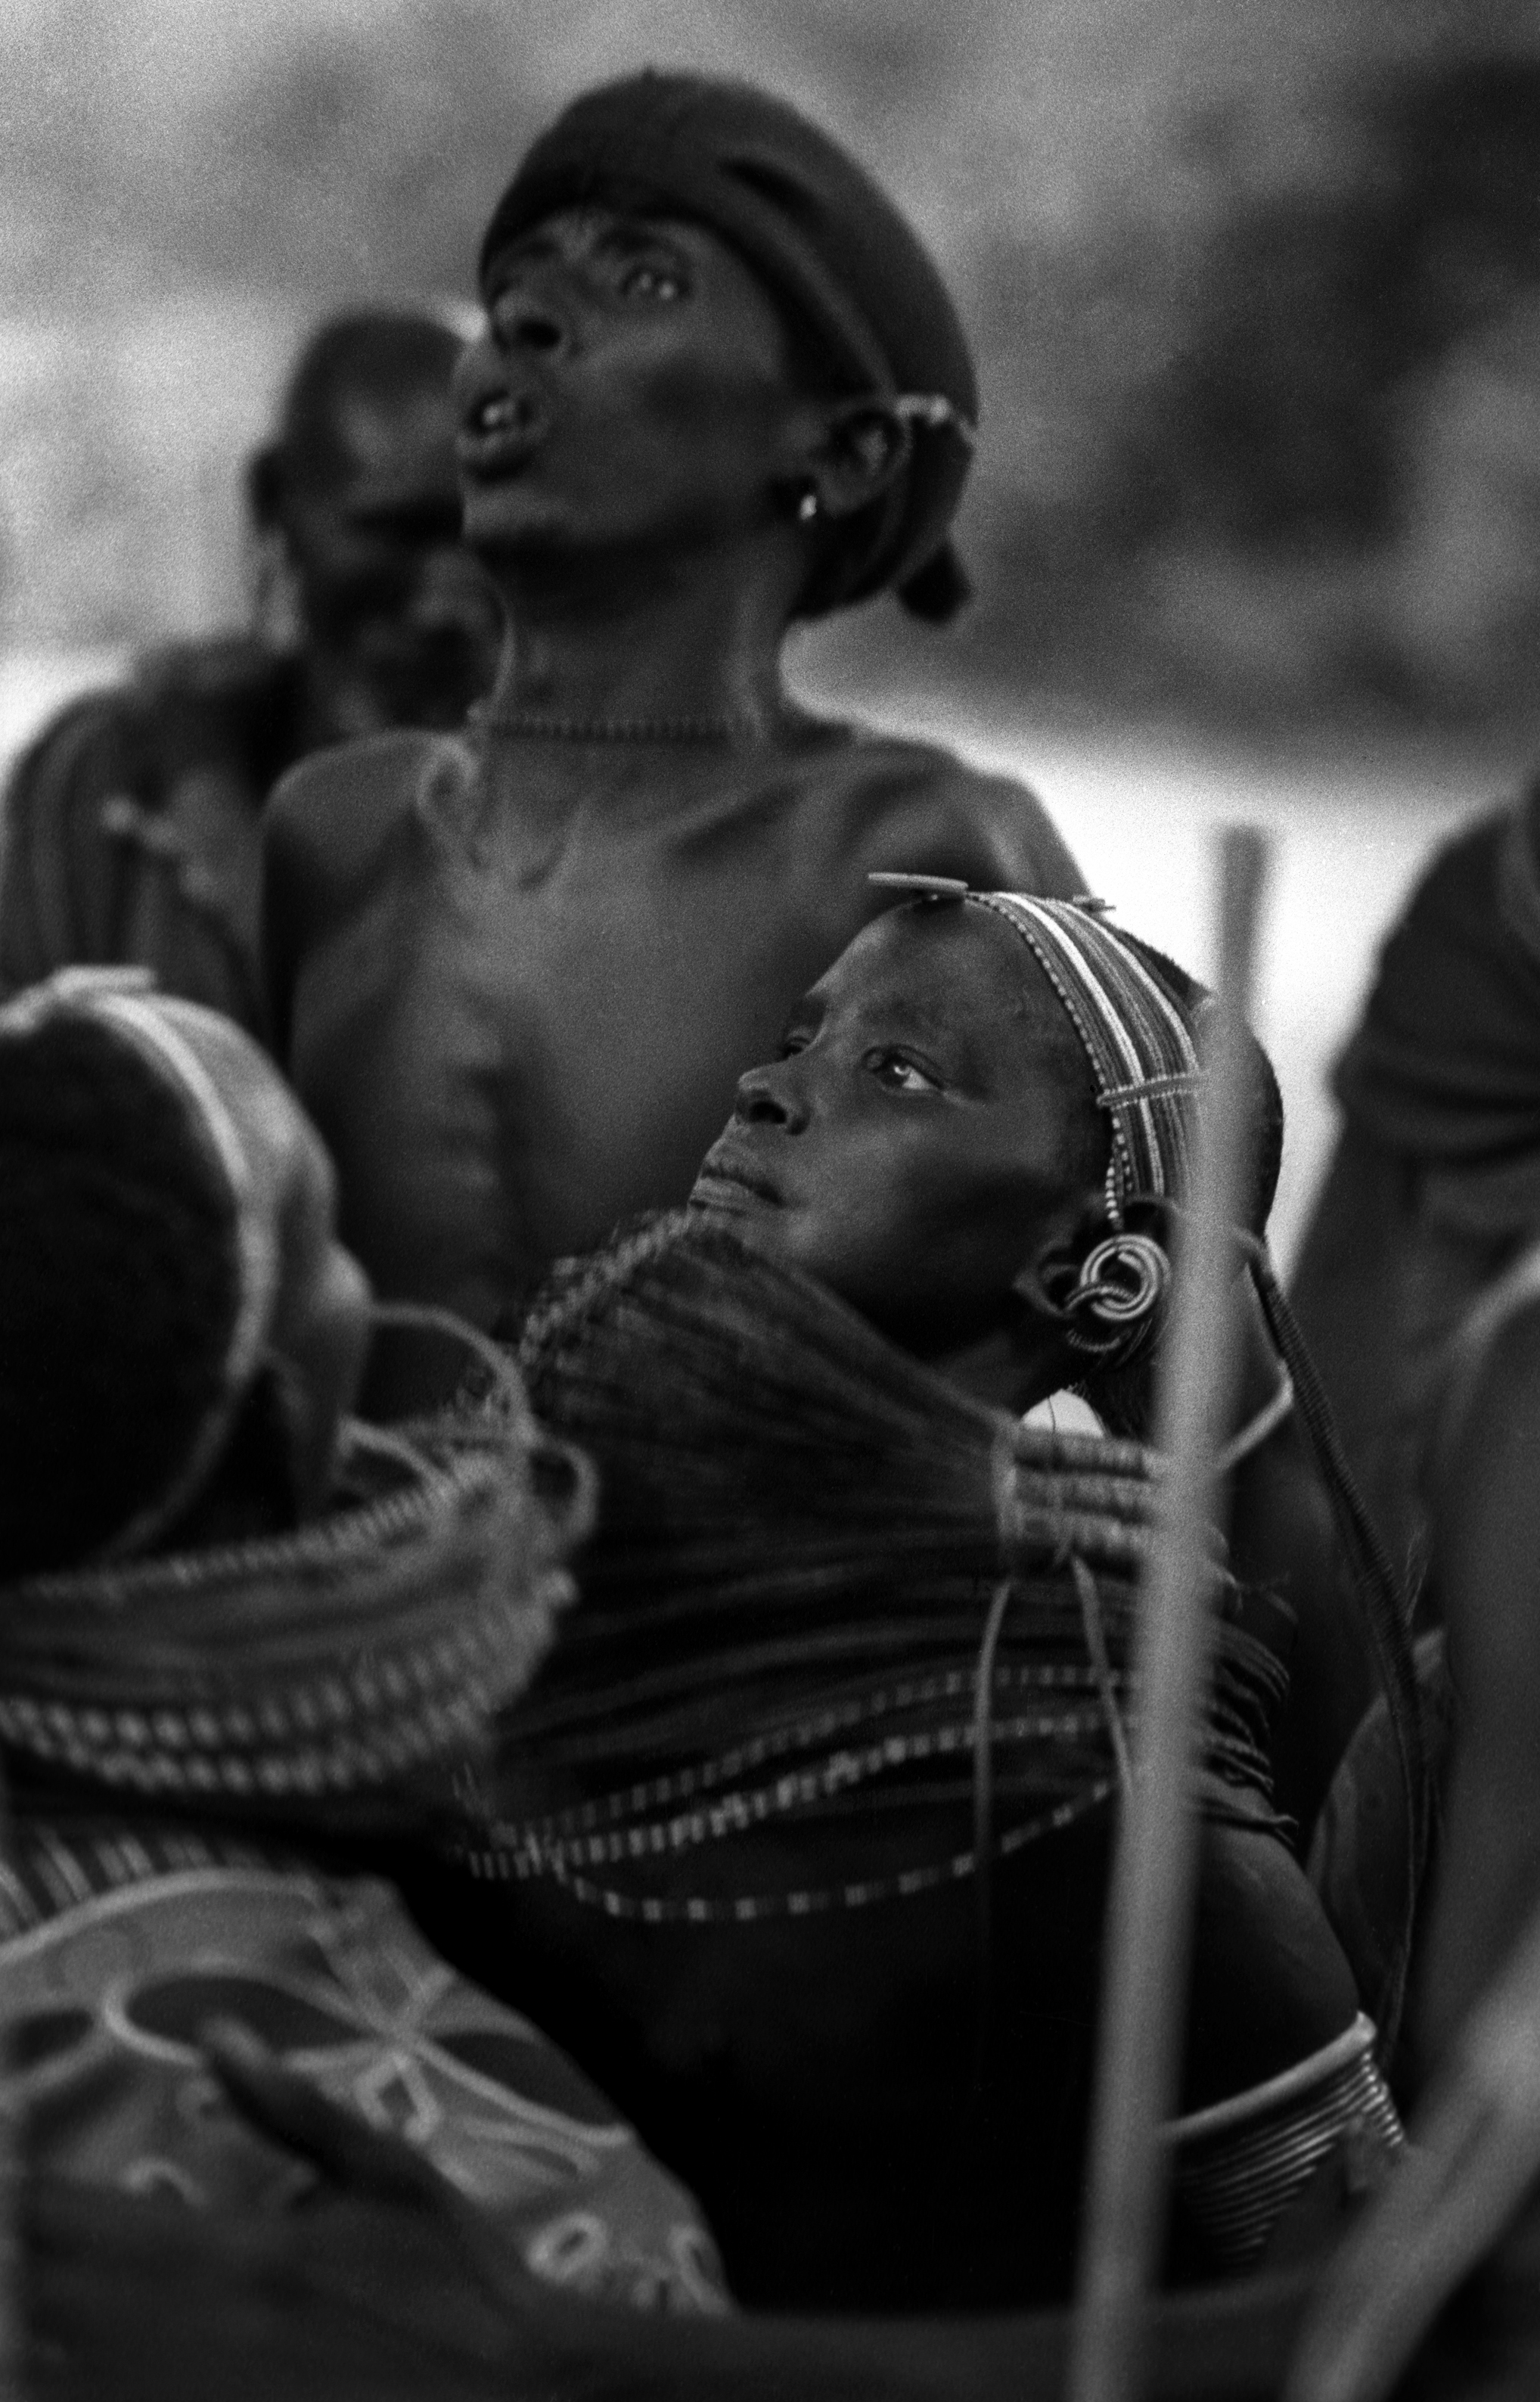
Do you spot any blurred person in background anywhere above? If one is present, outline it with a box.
[0,310,501,1036]
[263,72,1081,1328]
[1290,780,1540,1600]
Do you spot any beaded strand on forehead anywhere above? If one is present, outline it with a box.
[867,875,1206,1226]
[966,895,1206,1226]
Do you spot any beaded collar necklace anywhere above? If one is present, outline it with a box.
[471,703,772,747]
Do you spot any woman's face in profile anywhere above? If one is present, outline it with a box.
[691,906,1103,1359]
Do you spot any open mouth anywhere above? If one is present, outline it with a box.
[456,388,548,479]
[690,1145,783,1211]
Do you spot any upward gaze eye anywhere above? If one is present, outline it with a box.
[868,1049,942,1095]
[620,261,686,303]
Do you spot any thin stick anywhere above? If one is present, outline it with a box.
[0,1762,20,2398]
[1067,825,1271,2402]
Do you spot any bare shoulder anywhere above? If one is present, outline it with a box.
[809,724,1082,900]
[263,729,471,909]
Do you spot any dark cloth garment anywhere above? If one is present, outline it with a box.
[24,2173,1365,2402]
[261,719,1082,1325]
[39,2168,1540,2402]
[0,639,308,1033]
[23,2171,1365,2392]
[1289,1130,1532,1591]
[1307,1629,1455,2105]
[1291,789,1540,1583]
[0,1812,720,2312]
[0,1393,725,2317]
[481,71,976,619]
[1334,790,1540,1170]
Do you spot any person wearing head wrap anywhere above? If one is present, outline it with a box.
[0,968,725,2320]
[262,73,1081,1328]
[413,880,1409,2311]
[0,310,501,1036]
[474,71,981,625]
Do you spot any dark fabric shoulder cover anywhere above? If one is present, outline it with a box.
[1334,792,1540,1164]
[134,636,305,792]
[1,686,148,993]
[1,643,303,999]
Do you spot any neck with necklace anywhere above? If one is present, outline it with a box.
[474,556,814,752]
[464,676,818,887]
[472,695,818,750]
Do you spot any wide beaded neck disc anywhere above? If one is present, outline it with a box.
[0,1393,577,1817]
[459,1214,1284,1924]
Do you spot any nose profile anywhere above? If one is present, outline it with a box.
[505,305,564,354]
[485,275,567,359]
[734,1058,805,1131]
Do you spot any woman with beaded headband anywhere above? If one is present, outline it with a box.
[414,877,1418,2313]
[841,878,1411,1835]
[262,71,1081,1335]
[0,971,725,2319]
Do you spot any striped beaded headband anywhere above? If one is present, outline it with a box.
[0,969,280,1561]
[869,875,1206,1224]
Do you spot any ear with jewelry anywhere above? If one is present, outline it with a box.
[788,402,911,533]
[1037,1229,1172,1368]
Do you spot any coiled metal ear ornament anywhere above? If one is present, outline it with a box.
[1063,1232,1172,1363]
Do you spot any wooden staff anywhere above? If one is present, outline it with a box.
[1067,825,1271,2402]
[0,1764,20,2397]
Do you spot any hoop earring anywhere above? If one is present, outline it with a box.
[1063,1232,1170,1363]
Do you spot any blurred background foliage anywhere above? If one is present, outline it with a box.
[4,0,1540,744]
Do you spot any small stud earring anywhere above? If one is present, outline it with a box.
[797,489,820,524]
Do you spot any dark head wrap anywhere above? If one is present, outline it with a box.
[479,70,978,622]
